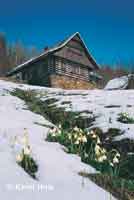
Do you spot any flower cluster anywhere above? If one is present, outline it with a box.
[68,126,87,145]
[108,149,120,167]
[47,125,63,143]
[87,130,107,163]
[88,130,121,167]
[47,125,121,174]
[11,129,38,179]
[118,112,134,124]
[49,124,62,137]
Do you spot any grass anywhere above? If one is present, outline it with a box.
[79,172,134,200]
[47,126,134,199]
[11,88,95,129]
[11,88,134,198]
[118,113,134,124]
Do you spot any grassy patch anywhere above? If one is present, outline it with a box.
[118,113,134,124]
[79,172,134,200]
[47,126,134,200]
[11,88,134,197]
[11,88,94,129]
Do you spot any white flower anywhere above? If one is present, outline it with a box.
[101,148,107,154]
[49,127,57,134]
[24,146,31,155]
[97,137,101,144]
[95,145,101,156]
[87,131,90,135]
[58,124,62,129]
[68,134,72,140]
[57,129,61,135]
[102,155,107,161]
[96,155,107,163]
[110,162,114,167]
[82,136,87,143]
[74,134,78,139]
[49,128,54,134]
[90,130,94,135]
[73,126,79,132]
[116,153,120,158]
[97,156,104,163]
[75,140,79,145]
[89,130,97,139]
[113,156,119,164]
[16,153,23,163]
[79,128,83,133]
[21,131,29,146]
[52,132,56,137]
[53,127,57,133]
[92,134,97,139]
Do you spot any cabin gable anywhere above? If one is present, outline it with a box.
[53,34,94,68]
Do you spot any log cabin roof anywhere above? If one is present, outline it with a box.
[7,32,100,76]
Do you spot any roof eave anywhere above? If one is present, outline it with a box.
[7,32,100,76]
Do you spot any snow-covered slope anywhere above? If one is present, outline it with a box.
[0,80,116,200]
[105,76,129,90]
[105,74,134,90]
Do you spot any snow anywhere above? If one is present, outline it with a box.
[35,85,134,141]
[105,75,129,90]
[0,80,116,200]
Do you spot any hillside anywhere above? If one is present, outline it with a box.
[0,79,134,200]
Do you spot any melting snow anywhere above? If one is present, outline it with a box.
[0,80,116,200]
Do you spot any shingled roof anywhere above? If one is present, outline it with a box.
[7,32,100,76]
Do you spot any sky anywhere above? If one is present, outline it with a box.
[0,0,134,66]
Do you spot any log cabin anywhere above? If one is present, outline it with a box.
[7,32,102,89]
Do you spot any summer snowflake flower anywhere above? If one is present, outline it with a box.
[68,134,72,140]
[113,156,119,164]
[92,134,97,139]
[16,153,23,163]
[73,126,79,132]
[101,148,107,154]
[97,155,107,163]
[90,130,94,135]
[110,162,114,167]
[21,129,29,146]
[57,129,61,135]
[87,131,90,135]
[97,137,101,144]
[24,146,31,155]
[89,130,97,139]
[52,132,56,137]
[75,140,79,145]
[116,153,120,158]
[58,124,62,129]
[81,136,87,143]
[74,134,77,139]
[79,128,83,133]
[95,145,101,156]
